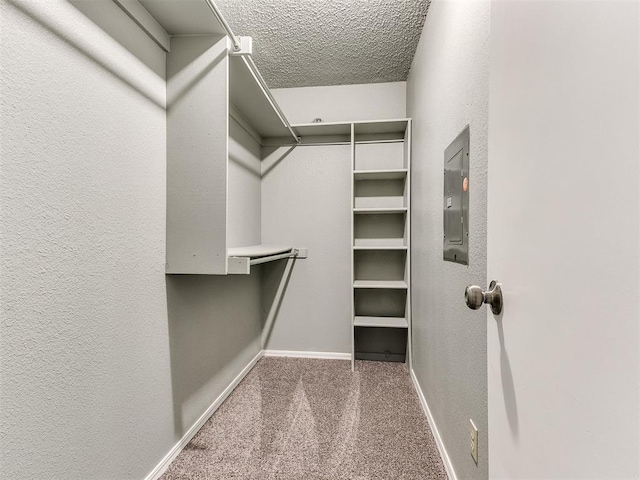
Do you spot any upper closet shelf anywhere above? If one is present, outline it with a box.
[353,120,409,135]
[137,0,227,37]
[122,0,298,144]
[229,57,293,139]
[262,119,411,146]
[227,245,300,274]
[292,119,409,136]
[293,122,352,137]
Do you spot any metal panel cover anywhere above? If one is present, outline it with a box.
[443,126,469,265]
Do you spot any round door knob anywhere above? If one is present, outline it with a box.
[465,281,503,315]
[465,285,485,310]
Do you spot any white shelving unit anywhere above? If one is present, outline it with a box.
[281,118,412,368]
[350,120,412,369]
[117,0,301,275]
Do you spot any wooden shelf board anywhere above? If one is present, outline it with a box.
[291,119,410,138]
[353,119,409,136]
[353,280,408,289]
[292,122,352,137]
[353,239,407,247]
[354,169,408,181]
[229,56,293,139]
[353,246,408,251]
[139,0,226,36]
[354,316,408,328]
[353,207,407,215]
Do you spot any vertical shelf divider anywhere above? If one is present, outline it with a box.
[406,119,412,370]
[350,123,356,371]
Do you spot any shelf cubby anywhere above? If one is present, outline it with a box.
[354,174,407,209]
[354,326,407,362]
[354,142,405,171]
[354,213,407,247]
[354,288,407,318]
[354,249,407,283]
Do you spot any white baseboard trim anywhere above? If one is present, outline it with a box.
[262,349,351,360]
[145,350,264,480]
[410,368,457,480]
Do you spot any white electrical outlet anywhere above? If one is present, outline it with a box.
[470,419,479,464]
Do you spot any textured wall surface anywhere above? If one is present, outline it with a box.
[272,82,406,124]
[260,83,407,354]
[0,1,263,478]
[261,144,352,353]
[406,1,490,478]
[216,0,430,88]
[228,116,262,248]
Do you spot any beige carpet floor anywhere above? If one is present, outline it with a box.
[161,357,447,479]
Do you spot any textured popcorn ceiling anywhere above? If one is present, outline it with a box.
[215,0,430,88]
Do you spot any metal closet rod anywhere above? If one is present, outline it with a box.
[203,0,300,144]
[249,249,299,266]
[203,0,241,51]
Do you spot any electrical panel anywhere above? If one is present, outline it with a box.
[443,126,469,265]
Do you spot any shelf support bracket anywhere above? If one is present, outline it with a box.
[229,36,253,56]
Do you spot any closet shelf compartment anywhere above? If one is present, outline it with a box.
[353,280,408,289]
[354,316,408,329]
[153,0,302,274]
[353,169,408,181]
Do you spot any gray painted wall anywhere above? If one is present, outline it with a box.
[261,145,352,353]
[0,1,262,478]
[261,83,406,354]
[272,82,406,124]
[228,116,262,248]
[406,1,490,479]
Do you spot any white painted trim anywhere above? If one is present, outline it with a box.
[144,350,264,480]
[410,369,457,480]
[263,350,351,360]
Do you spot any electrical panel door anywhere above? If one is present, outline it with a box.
[443,126,469,265]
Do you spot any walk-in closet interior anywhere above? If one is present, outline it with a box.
[5,0,637,479]
[157,1,416,366]
[0,0,469,478]
[151,0,421,474]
